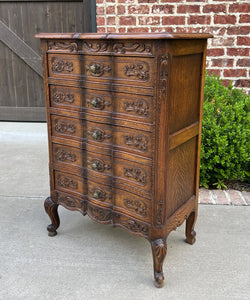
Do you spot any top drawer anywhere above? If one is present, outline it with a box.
[48,54,155,88]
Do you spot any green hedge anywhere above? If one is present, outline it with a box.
[200,73,250,189]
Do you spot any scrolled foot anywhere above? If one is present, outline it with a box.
[185,211,197,245]
[151,238,167,288]
[44,197,60,237]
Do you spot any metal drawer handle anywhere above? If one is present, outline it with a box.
[91,161,101,171]
[91,98,100,108]
[90,64,101,74]
[93,191,102,199]
[92,130,102,140]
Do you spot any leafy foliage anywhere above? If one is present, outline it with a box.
[200,73,250,189]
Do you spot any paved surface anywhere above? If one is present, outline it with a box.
[0,122,250,299]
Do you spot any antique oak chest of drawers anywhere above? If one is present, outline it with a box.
[36,32,211,288]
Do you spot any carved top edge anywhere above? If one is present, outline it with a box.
[35,32,213,40]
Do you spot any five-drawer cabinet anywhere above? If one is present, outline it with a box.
[36,32,212,287]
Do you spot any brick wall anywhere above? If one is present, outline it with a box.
[96,0,250,94]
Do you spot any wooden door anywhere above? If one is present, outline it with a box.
[0,0,96,121]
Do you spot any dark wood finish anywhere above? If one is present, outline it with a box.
[0,0,94,121]
[36,32,212,287]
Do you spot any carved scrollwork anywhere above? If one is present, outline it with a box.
[113,42,151,54]
[57,175,78,190]
[51,58,73,73]
[151,238,167,287]
[87,158,111,172]
[54,120,76,134]
[155,199,164,228]
[124,100,149,116]
[124,62,149,81]
[116,215,149,235]
[48,41,78,52]
[52,90,75,104]
[124,135,148,151]
[85,62,112,77]
[123,198,147,218]
[57,194,85,209]
[86,96,111,110]
[87,127,111,142]
[123,167,146,185]
[88,204,112,222]
[159,54,169,99]
[82,41,109,52]
[55,149,77,163]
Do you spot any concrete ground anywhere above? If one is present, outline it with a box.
[0,122,250,300]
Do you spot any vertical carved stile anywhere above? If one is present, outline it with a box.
[159,54,169,101]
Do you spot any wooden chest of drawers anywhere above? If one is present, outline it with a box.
[36,32,211,288]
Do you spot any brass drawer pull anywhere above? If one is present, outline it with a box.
[90,64,101,74]
[91,97,100,108]
[91,161,101,171]
[93,191,102,199]
[92,130,102,140]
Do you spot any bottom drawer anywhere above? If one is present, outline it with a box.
[55,191,86,212]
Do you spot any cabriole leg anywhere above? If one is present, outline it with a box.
[185,211,196,245]
[44,197,60,237]
[151,238,167,288]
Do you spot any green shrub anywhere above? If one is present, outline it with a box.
[200,73,250,189]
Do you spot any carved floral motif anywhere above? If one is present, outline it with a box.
[123,167,146,185]
[57,194,84,209]
[116,215,149,235]
[123,198,147,218]
[155,199,164,228]
[88,204,111,222]
[52,90,75,104]
[55,149,77,163]
[124,63,149,81]
[124,100,149,116]
[124,135,148,151]
[82,41,109,52]
[51,58,73,73]
[48,41,78,52]
[57,175,78,190]
[113,42,151,54]
[54,120,76,134]
[159,54,169,99]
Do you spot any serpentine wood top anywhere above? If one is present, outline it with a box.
[35,32,213,40]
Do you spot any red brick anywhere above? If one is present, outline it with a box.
[227,48,249,56]
[127,27,149,33]
[211,190,229,205]
[138,0,158,3]
[177,5,200,14]
[107,27,116,33]
[242,191,250,205]
[106,6,115,14]
[235,79,250,88]
[214,15,236,24]
[227,190,245,206]
[186,0,204,2]
[229,3,250,13]
[207,69,222,77]
[96,0,103,3]
[96,6,104,15]
[160,27,175,33]
[161,0,183,2]
[97,27,105,33]
[107,0,115,2]
[199,188,213,204]
[152,4,174,14]
[211,59,234,68]
[212,37,234,47]
[188,15,211,25]
[176,27,202,33]
[207,48,224,56]
[107,17,115,26]
[128,5,149,14]
[203,4,227,13]
[237,59,250,67]
[239,14,250,23]
[139,16,160,26]
[227,26,250,35]
[118,27,126,33]
[162,16,185,25]
[222,79,231,87]
[237,36,250,46]
[209,27,226,35]
[224,69,247,77]
[119,16,136,26]
[96,16,105,26]
[117,5,125,15]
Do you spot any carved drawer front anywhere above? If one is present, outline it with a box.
[51,115,83,141]
[114,189,151,222]
[113,157,152,195]
[86,151,112,184]
[85,89,112,114]
[112,40,152,56]
[48,40,80,54]
[52,144,84,172]
[56,191,86,212]
[112,57,154,87]
[54,170,86,196]
[87,180,112,205]
[112,92,153,124]
[48,54,81,78]
[83,55,112,81]
[113,212,149,238]
[50,85,83,110]
[113,126,152,158]
[87,202,112,224]
[86,121,112,146]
